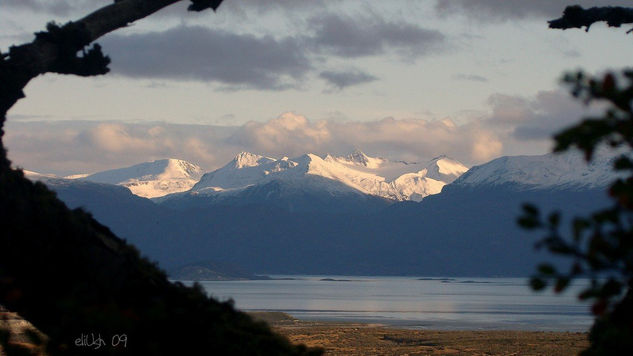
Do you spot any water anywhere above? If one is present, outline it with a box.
[188,276,593,331]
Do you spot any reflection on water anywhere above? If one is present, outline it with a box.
[188,276,592,331]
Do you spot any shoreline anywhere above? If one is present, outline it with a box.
[249,312,589,355]
[245,309,591,333]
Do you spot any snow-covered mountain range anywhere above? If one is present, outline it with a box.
[192,151,468,202]
[22,149,621,201]
[21,149,621,275]
[453,151,621,190]
[80,159,203,198]
[22,151,468,201]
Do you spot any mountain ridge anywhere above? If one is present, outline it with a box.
[22,150,618,276]
[81,158,203,198]
[192,151,468,202]
[23,150,620,201]
[453,151,620,190]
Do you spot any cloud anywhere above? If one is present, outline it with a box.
[1,0,341,25]
[3,0,107,16]
[222,0,344,13]
[484,90,598,142]
[6,90,593,176]
[319,69,378,91]
[435,0,633,21]
[5,114,502,175]
[563,49,581,58]
[85,123,167,153]
[453,74,488,83]
[307,13,445,59]
[4,121,232,175]
[98,11,446,90]
[229,113,503,164]
[4,0,72,15]
[101,26,311,90]
[228,113,332,155]
[472,131,503,161]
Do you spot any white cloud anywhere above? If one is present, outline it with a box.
[215,113,507,165]
[4,121,233,175]
[472,131,503,161]
[230,113,332,155]
[89,123,160,153]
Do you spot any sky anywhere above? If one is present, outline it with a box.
[1,0,632,176]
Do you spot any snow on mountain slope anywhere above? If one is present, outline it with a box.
[83,159,203,198]
[453,151,620,190]
[190,152,285,192]
[425,155,469,183]
[22,170,58,180]
[21,152,468,201]
[193,151,468,201]
[64,173,89,179]
[332,150,386,169]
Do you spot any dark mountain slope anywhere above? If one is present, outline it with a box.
[42,173,611,277]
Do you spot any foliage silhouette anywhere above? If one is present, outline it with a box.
[0,0,321,354]
[519,5,633,355]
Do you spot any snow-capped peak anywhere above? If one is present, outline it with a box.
[85,159,202,183]
[232,152,275,169]
[339,149,385,169]
[192,151,470,202]
[83,158,203,198]
[452,151,621,190]
[163,159,203,180]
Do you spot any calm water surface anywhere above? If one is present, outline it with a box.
[188,276,592,331]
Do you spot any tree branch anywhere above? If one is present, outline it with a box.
[0,0,222,124]
[549,5,633,32]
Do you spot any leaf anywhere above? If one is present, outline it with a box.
[554,277,570,293]
[601,279,622,297]
[591,299,608,316]
[518,204,541,229]
[548,212,561,227]
[537,263,556,275]
[572,218,590,241]
[530,277,547,291]
[522,204,539,215]
[614,156,633,171]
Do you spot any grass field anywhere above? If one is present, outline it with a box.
[250,312,588,356]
